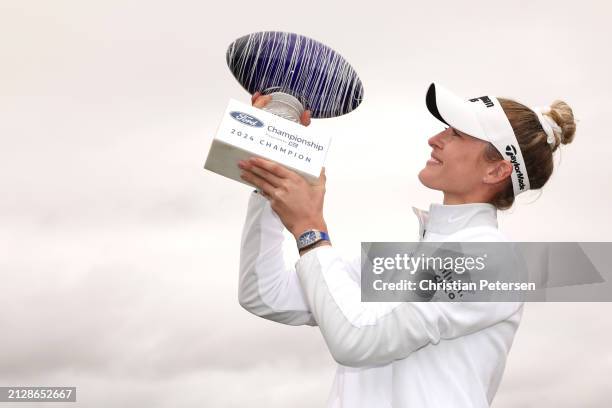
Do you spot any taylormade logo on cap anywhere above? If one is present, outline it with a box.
[505,145,527,191]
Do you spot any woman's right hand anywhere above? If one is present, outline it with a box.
[251,92,312,127]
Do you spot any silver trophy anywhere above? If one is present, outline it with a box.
[205,31,364,185]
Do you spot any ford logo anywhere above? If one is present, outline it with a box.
[230,111,264,128]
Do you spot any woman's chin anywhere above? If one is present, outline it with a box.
[418,167,440,190]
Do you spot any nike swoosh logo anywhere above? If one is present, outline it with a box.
[447,214,468,223]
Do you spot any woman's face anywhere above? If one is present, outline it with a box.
[418,127,492,196]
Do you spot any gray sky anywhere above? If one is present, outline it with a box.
[1,0,611,406]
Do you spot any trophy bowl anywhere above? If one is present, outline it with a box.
[226,31,364,120]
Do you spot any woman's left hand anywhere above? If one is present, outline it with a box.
[238,157,327,239]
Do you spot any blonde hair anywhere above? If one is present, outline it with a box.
[483,99,577,210]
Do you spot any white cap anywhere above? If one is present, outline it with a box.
[425,82,530,196]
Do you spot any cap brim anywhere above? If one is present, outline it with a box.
[425,82,485,140]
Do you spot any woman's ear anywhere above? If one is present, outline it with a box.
[483,160,513,186]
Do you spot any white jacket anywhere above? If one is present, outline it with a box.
[239,191,523,407]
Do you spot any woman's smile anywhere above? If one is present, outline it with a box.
[427,152,443,166]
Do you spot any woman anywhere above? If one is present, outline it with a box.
[236,83,576,407]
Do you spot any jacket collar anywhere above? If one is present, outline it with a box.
[412,202,498,239]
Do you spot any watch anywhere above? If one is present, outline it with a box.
[296,229,330,251]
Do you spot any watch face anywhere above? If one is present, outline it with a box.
[299,231,318,247]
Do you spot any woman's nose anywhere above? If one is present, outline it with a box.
[428,130,448,149]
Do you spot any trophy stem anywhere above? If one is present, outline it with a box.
[261,92,305,123]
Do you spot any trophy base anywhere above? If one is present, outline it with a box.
[205,139,318,187]
[204,99,330,187]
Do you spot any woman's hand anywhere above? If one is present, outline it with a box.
[239,159,327,240]
[239,93,325,240]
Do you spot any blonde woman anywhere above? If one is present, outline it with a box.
[236,83,576,407]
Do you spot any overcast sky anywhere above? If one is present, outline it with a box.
[1,0,611,407]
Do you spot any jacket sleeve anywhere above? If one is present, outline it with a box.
[296,245,523,367]
[238,191,316,326]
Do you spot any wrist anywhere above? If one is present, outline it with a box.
[299,240,331,256]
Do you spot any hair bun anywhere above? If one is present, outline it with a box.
[547,100,576,145]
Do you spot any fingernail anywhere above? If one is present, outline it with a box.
[237,160,246,169]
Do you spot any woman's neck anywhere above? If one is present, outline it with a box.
[443,191,491,205]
